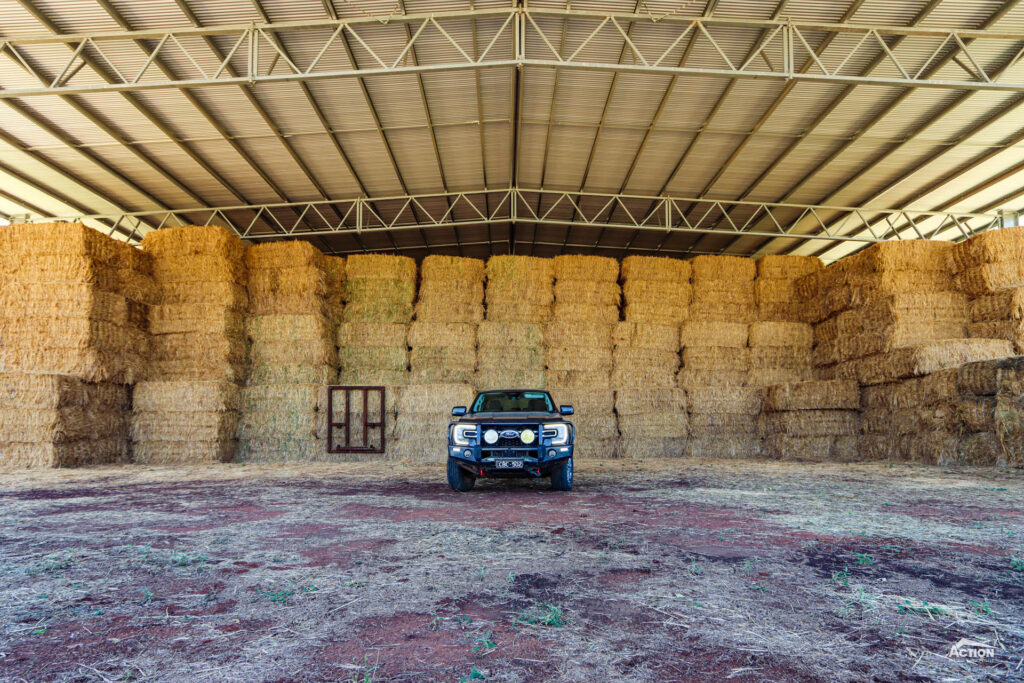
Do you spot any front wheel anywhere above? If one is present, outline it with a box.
[550,457,573,491]
[447,459,475,492]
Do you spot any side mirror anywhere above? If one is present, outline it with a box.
[452,406,467,417]
[559,405,574,416]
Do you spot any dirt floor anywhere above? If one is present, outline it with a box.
[1,459,1023,683]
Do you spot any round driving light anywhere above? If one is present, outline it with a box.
[483,429,499,444]
[520,429,536,444]
[463,449,472,458]
[547,449,556,458]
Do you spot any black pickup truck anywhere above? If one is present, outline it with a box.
[446,390,575,492]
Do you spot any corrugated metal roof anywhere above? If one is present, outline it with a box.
[1,0,1023,257]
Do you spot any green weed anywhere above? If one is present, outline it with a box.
[855,553,874,566]
[896,599,945,617]
[459,665,487,682]
[472,631,497,656]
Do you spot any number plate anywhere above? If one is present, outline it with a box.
[494,459,523,469]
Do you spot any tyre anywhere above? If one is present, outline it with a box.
[550,457,573,491]
[447,458,475,492]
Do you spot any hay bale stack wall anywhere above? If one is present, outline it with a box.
[546,255,620,459]
[132,225,247,465]
[954,228,1024,353]
[236,241,341,463]
[6,223,1024,469]
[762,380,860,462]
[0,223,150,467]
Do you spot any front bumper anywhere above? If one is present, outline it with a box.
[447,443,573,478]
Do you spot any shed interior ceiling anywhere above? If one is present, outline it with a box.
[0,0,1023,260]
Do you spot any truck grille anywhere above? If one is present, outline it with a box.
[482,424,540,451]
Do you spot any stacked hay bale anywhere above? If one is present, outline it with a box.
[410,256,482,384]
[680,256,761,458]
[337,255,415,456]
[484,255,554,324]
[762,380,860,461]
[754,254,823,322]
[953,228,1024,352]
[132,225,246,465]
[391,383,475,461]
[747,321,814,386]
[955,357,1024,466]
[237,241,339,462]
[855,339,1014,462]
[478,255,552,389]
[614,388,687,458]
[0,223,150,467]
[620,255,691,326]
[546,255,620,459]
[800,242,970,382]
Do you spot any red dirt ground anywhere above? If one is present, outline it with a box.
[1,460,1022,682]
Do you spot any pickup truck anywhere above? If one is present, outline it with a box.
[446,389,574,492]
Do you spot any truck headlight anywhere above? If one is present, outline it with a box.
[451,424,477,446]
[520,429,536,445]
[542,423,571,446]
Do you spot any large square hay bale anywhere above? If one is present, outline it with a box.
[552,254,619,282]
[141,225,245,260]
[764,380,859,411]
[621,255,689,282]
[690,255,756,282]
[755,254,823,280]
[748,322,812,349]
[951,227,1024,273]
[346,254,415,281]
[680,321,748,349]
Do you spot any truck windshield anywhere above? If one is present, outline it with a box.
[471,391,554,413]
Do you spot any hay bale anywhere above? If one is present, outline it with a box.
[550,303,618,324]
[478,322,543,348]
[845,240,953,273]
[547,369,611,389]
[749,347,812,370]
[418,280,485,306]
[748,322,812,349]
[545,347,612,373]
[0,285,136,325]
[855,339,1014,385]
[346,254,416,281]
[485,303,551,324]
[614,387,686,414]
[343,300,414,324]
[0,408,126,443]
[149,304,244,336]
[408,322,476,349]
[250,339,336,367]
[682,347,750,372]
[337,369,409,387]
[552,254,619,282]
[0,374,127,410]
[687,413,759,436]
[245,240,324,271]
[968,320,1024,352]
[764,380,859,411]
[617,413,687,438]
[545,321,613,349]
[690,255,756,282]
[157,281,248,308]
[0,437,127,468]
[690,283,755,305]
[141,224,245,260]
[687,301,756,324]
[755,254,823,280]
[613,322,678,351]
[687,385,762,414]
[420,255,484,281]
[686,436,762,459]
[133,381,239,412]
[486,255,553,281]
[338,322,407,348]
[477,347,544,370]
[132,440,235,465]
[956,261,1024,297]
[762,410,858,437]
[680,322,748,349]
[476,369,546,390]
[951,227,1024,273]
[554,280,621,307]
[749,368,814,385]
[765,435,859,462]
[622,303,689,324]
[621,279,691,307]
[247,364,336,385]
[152,254,246,286]
[409,348,476,384]
[969,288,1024,322]
[612,349,679,388]
[131,410,237,442]
[486,278,554,306]
[415,300,484,324]
[677,369,748,386]
[621,255,689,282]
[396,384,476,415]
